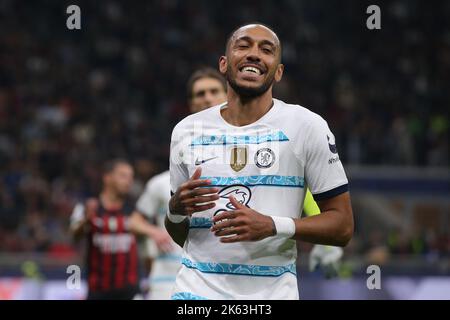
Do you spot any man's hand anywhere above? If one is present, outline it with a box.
[70,198,98,241]
[211,196,276,243]
[309,244,343,278]
[128,212,174,253]
[169,167,220,217]
[149,228,173,253]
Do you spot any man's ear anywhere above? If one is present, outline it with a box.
[274,64,284,82]
[219,56,227,75]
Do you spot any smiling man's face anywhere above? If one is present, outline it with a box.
[219,24,284,98]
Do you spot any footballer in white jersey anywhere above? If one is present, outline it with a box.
[169,99,349,300]
[166,24,353,300]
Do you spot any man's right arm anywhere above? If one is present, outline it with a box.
[165,167,219,247]
[166,124,220,247]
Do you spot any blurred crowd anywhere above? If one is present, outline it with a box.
[0,1,448,258]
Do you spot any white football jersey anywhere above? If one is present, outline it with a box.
[169,98,348,300]
[136,171,183,299]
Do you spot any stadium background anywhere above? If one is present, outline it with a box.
[0,0,448,299]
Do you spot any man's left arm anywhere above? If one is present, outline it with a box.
[303,189,345,276]
[294,115,353,246]
[212,115,353,246]
[294,191,353,246]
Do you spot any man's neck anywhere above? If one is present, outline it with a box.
[221,88,274,127]
[100,190,124,210]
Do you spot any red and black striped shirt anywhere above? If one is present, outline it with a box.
[86,201,138,293]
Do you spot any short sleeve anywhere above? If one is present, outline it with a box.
[304,117,348,201]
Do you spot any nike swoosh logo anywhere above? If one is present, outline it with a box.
[195,156,218,165]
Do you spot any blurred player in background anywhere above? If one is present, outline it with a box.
[187,67,229,114]
[134,67,227,300]
[166,24,353,299]
[70,159,168,299]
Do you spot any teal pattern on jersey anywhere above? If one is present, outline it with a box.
[200,175,305,188]
[171,291,209,300]
[190,131,289,146]
[181,258,297,277]
[189,217,213,229]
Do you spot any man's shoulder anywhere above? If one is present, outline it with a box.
[274,99,326,128]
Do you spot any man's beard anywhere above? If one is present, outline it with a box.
[226,65,274,99]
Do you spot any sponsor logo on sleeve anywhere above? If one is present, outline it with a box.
[327,135,338,154]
